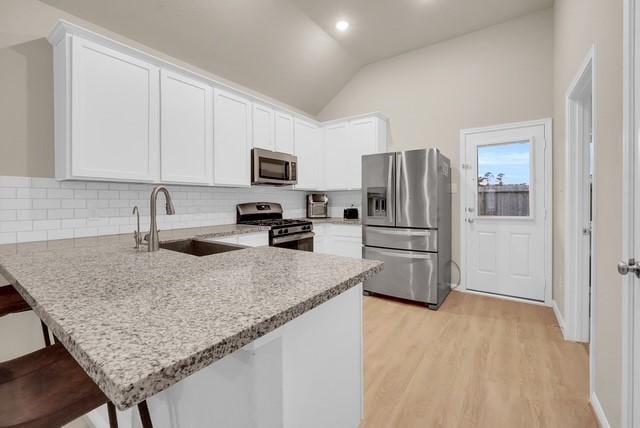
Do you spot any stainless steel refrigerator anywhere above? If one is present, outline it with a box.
[362,148,452,309]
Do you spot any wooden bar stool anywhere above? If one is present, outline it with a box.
[0,284,52,346]
[0,343,154,428]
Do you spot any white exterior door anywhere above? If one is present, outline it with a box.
[462,121,550,301]
[160,70,213,185]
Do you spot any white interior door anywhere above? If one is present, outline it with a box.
[462,122,550,301]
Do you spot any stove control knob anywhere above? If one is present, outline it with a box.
[283,229,289,234]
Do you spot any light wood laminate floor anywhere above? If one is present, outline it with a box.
[361,291,597,428]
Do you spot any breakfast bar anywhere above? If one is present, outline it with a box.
[0,230,382,427]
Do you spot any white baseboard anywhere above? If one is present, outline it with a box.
[590,392,611,428]
[551,300,567,339]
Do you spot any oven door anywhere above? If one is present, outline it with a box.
[252,148,297,185]
[271,232,314,252]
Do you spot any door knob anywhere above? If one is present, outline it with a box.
[618,258,640,278]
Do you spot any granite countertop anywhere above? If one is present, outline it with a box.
[0,232,382,410]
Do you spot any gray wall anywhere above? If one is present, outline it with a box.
[318,9,554,273]
[554,0,623,425]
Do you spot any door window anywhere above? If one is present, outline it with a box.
[477,141,532,217]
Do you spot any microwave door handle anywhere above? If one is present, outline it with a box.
[287,161,292,181]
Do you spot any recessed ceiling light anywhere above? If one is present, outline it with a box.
[336,20,350,32]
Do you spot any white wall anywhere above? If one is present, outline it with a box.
[318,8,554,269]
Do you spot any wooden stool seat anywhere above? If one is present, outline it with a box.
[0,343,108,428]
[0,284,31,317]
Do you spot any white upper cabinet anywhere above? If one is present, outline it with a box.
[274,111,295,154]
[213,89,252,187]
[49,22,387,189]
[58,36,160,181]
[252,103,275,151]
[322,117,388,191]
[294,119,324,190]
[324,122,350,190]
[345,117,387,190]
[160,70,213,185]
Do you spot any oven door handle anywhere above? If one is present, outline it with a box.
[272,232,315,245]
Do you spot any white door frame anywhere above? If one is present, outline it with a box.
[458,118,553,306]
[622,0,639,425]
[563,47,596,343]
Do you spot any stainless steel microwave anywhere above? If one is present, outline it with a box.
[251,148,297,185]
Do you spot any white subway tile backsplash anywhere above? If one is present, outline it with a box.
[86,182,110,190]
[17,230,47,242]
[109,183,129,190]
[33,199,61,209]
[47,229,74,240]
[62,199,86,209]
[33,220,61,231]
[0,188,17,198]
[86,199,109,209]
[47,188,74,199]
[0,175,311,244]
[0,176,31,187]
[74,190,98,199]
[0,199,31,210]
[98,190,119,199]
[0,211,17,221]
[62,218,86,229]
[31,177,60,189]
[16,209,46,221]
[74,227,98,238]
[60,181,86,189]
[119,191,138,199]
[0,232,17,244]
[17,188,47,199]
[0,221,32,233]
[47,209,74,219]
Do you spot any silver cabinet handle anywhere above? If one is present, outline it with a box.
[618,258,640,277]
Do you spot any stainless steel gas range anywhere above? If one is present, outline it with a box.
[236,202,314,252]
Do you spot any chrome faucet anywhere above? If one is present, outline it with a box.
[147,186,176,252]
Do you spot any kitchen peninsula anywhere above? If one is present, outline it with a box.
[0,226,382,427]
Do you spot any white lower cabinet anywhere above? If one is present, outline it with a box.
[314,224,362,259]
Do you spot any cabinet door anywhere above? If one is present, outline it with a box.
[71,37,159,181]
[160,70,213,184]
[252,103,275,151]
[294,119,324,190]
[274,112,295,154]
[347,118,380,190]
[213,89,252,187]
[324,122,350,190]
[236,231,269,247]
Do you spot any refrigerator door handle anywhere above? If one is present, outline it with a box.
[387,154,394,225]
[396,153,403,224]
[373,249,433,259]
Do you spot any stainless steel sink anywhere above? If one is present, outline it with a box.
[159,239,245,257]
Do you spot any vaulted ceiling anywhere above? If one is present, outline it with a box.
[31,0,552,115]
